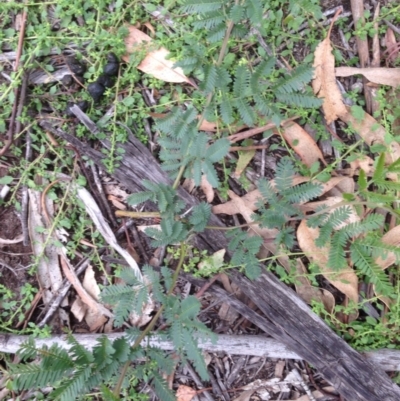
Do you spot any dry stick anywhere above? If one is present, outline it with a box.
[21,127,33,246]
[0,6,28,157]
[90,163,117,227]
[227,116,299,143]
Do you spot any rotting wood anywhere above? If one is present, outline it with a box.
[39,119,400,401]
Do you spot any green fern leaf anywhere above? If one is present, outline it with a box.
[200,64,218,93]
[189,202,211,232]
[182,0,224,13]
[274,65,314,93]
[192,12,225,29]
[275,158,295,192]
[233,98,256,126]
[152,372,176,401]
[180,296,201,320]
[328,231,347,270]
[207,23,227,42]
[206,138,230,162]
[182,328,209,380]
[350,242,392,295]
[229,4,245,22]
[127,191,153,206]
[284,182,321,203]
[51,365,92,401]
[220,95,235,124]
[233,65,250,97]
[276,92,322,108]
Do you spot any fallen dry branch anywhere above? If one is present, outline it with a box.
[1,332,400,372]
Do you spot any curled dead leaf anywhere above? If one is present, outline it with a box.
[312,25,347,124]
[123,26,195,86]
[335,67,400,88]
[279,121,325,167]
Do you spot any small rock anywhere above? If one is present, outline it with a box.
[87,82,105,102]
[96,74,114,88]
[103,62,119,76]
[106,52,119,64]
[66,57,86,75]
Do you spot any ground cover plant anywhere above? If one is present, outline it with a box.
[1,0,400,399]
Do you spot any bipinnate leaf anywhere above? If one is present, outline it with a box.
[297,219,359,306]
[123,26,194,86]
[312,20,347,124]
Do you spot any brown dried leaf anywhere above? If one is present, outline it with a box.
[294,259,335,313]
[233,145,256,178]
[297,220,359,306]
[279,121,324,167]
[312,24,347,124]
[340,106,400,163]
[176,385,197,401]
[201,174,214,202]
[123,26,194,85]
[384,28,399,63]
[335,67,400,87]
[376,225,400,270]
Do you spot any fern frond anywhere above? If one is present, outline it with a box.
[220,95,235,124]
[207,23,227,42]
[275,158,295,192]
[189,202,211,232]
[127,191,154,206]
[229,4,245,22]
[233,98,256,126]
[156,107,197,139]
[51,366,92,401]
[328,231,348,270]
[245,0,263,23]
[274,65,314,93]
[200,64,218,93]
[182,328,209,380]
[192,12,225,29]
[201,159,220,187]
[147,348,175,375]
[182,0,224,14]
[152,372,176,401]
[233,65,250,97]
[250,58,275,92]
[180,296,201,320]
[341,214,384,239]
[350,242,392,295]
[284,181,322,203]
[205,138,230,162]
[276,92,322,108]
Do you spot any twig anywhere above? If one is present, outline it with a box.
[90,163,117,227]
[21,128,32,246]
[0,7,28,157]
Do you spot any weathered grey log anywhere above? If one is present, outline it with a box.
[229,271,400,401]
[38,119,400,401]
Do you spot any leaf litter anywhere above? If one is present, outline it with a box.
[3,1,400,400]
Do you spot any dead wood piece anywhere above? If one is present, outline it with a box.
[37,119,400,400]
[39,119,229,254]
[229,271,400,401]
[1,332,400,373]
